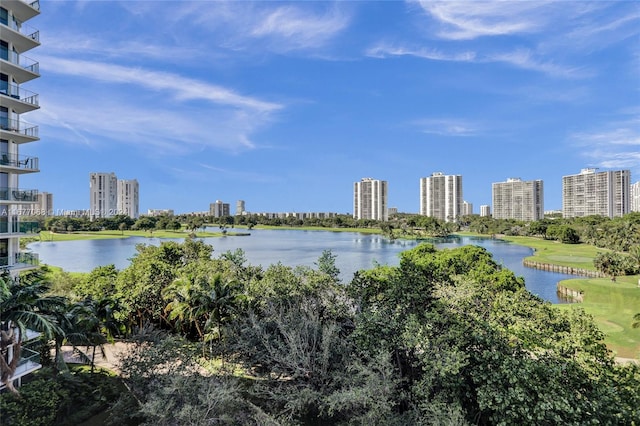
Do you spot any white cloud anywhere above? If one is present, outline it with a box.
[366,44,476,61]
[572,122,640,172]
[39,56,281,113]
[415,0,549,40]
[412,118,480,137]
[250,6,350,51]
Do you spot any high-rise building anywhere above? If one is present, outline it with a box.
[632,181,640,213]
[480,204,491,217]
[210,200,230,217]
[419,172,463,222]
[1,0,41,273]
[462,201,473,216]
[89,172,117,219]
[492,178,544,221]
[562,168,631,218]
[35,191,52,215]
[1,0,42,392]
[236,200,245,215]
[354,177,388,221]
[117,179,139,218]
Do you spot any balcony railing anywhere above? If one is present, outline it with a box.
[0,221,40,234]
[0,187,38,202]
[0,82,39,107]
[0,118,38,138]
[0,152,38,170]
[8,347,41,380]
[1,51,39,75]
[0,252,39,268]
[26,0,41,12]
[3,18,40,43]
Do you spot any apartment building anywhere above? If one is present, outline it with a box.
[0,0,42,392]
[462,201,473,216]
[492,178,544,221]
[236,200,245,215]
[480,204,491,217]
[632,181,640,213]
[210,200,230,217]
[419,172,463,222]
[89,172,117,219]
[0,0,40,272]
[354,177,388,221]
[117,179,139,219]
[562,168,631,218]
[35,190,52,215]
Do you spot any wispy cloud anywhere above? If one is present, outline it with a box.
[250,5,350,51]
[415,0,549,40]
[366,43,475,61]
[40,56,281,113]
[412,118,480,137]
[488,49,591,78]
[572,121,640,171]
[168,2,350,54]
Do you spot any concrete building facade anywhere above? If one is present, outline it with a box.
[117,179,139,219]
[236,200,245,215]
[419,172,463,222]
[89,172,117,219]
[0,0,41,273]
[353,177,388,221]
[35,190,52,215]
[462,201,473,216]
[480,204,491,217]
[632,181,640,213]
[1,0,42,391]
[210,200,230,217]
[492,178,544,221]
[562,168,631,218]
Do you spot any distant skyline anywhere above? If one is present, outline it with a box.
[26,1,640,214]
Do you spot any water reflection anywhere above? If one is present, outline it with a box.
[28,229,582,303]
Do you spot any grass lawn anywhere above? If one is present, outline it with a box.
[496,235,608,271]
[556,274,640,359]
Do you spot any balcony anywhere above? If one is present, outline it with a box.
[0,152,39,173]
[0,82,39,113]
[0,251,39,269]
[0,118,38,143]
[1,19,39,53]
[0,187,38,203]
[0,51,39,84]
[4,0,40,22]
[0,221,41,235]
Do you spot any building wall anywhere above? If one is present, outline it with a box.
[562,169,631,218]
[117,179,139,218]
[36,191,52,215]
[353,178,388,221]
[89,172,118,219]
[236,200,245,215]
[210,200,230,217]
[462,201,473,216]
[492,178,544,221]
[0,0,41,272]
[480,204,491,217]
[632,181,640,213]
[419,172,463,222]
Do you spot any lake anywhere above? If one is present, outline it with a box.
[27,229,581,303]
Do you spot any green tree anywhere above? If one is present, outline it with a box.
[0,273,65,393]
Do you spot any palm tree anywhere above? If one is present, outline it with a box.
[64,297,125,373]
[0,273,65,393]
[632,313,640,329]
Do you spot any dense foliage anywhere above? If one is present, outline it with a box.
[2,238,639,424]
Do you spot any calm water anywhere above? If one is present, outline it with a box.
[27,229,580,303]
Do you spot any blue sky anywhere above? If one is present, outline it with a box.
[24,1,640,214]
